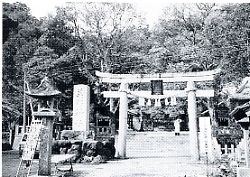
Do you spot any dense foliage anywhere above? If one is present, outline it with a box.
[2,3,250,133]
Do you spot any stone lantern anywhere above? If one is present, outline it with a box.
[26,76,61,176]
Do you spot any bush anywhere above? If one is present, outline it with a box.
[52,138,116,163]
[67,141,82,162]
[60,130,83,140]
[82,140,103,157]
[52,140,72,154]
[2,142,11,151]
[82,138,115,161]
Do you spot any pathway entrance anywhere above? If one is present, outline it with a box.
[126,131,190,158]
[72,131,210,177]
[2,131,211,177]
[96,69,221,160]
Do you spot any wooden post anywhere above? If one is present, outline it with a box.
[23,68,26,134]
[117,82,128,158]
[232,144,235,154]
[110,98,114,112]
[236,145,241,161]
[186,81,200,161]
[199,116,213,161]
[243,129,249,167]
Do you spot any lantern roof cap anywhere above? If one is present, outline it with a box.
[26,76,61,97]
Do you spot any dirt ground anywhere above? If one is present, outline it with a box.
[71,156,211,177]
[71,132,211,177]
[2,132,212,177]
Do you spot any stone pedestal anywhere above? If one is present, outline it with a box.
[38,117,54,176]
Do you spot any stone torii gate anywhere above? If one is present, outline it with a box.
[96,69,220,160]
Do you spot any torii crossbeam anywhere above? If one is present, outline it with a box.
[96,68,220,83]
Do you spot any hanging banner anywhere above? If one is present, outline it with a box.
[139,97,145,106]
[155,99,161,107]
[165,98,169,105]
[73,85,90,131]
[171,96,177,105]
[147,99,151,106]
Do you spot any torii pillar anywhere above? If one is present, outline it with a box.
[186,81,200,161]
[117,82,128,158]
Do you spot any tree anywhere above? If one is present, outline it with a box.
[205,3,250,85]
[38,14,75,57]
[4,2,250,133]
[2,3,43,137]
[150,3,221,125]
[62,2,149,73]
[2,14,18,43]
[152,3,217,72]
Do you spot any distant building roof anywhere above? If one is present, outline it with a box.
[230,101,250,120]
[26,76,61,98]
[230,77,250,100]
[185,63,203,72]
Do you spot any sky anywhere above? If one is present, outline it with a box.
[3,0,173,28]
[3,0,247,28]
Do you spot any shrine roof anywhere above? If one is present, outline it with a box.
[25,76,61,97]
[237,117,250,123]
[230,77,250,100]
[230,101,250,119]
